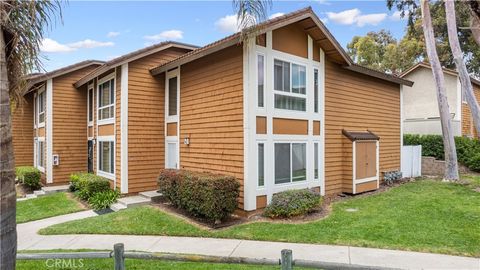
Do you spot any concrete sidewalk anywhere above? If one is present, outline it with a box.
[18,211,480,270]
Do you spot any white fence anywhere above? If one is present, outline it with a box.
[401,145,422,178]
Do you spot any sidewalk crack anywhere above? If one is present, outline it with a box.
[228,240,243,257]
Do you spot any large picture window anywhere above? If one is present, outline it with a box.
[99,141,114,174]
[274,143,307,184]
[273,59,306,111]
[37,91,46,126]
[98,78,114,121]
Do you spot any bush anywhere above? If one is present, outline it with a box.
[158,170,240,223]
[264,189,322,218]
[404,134,480,172]
[16,166,41,190]
[467,153,480,172]
[87,189,120,210]
[70,173,111,200]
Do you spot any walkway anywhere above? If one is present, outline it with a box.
[18,211,479,270]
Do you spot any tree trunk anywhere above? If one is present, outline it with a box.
[445,0,480,137]
[0,28,17,269]
[421,0,459,181]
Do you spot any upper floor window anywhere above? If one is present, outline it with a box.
[88,87,93,125]
[314,69,319,113]
[37,91,46,126]
[273,59,306,111]
[168,76,178,116]
[98,78,114,121]
[257,54,265,108]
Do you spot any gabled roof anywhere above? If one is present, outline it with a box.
[74,41,198,88]
[400,62,480,87]
[28,60,104,85]
[149,7,412,86]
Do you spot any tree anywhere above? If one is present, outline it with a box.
[467,0,480,46]
[0,1,61,269]
[420,0,459,181]
[347,30,422,74]
[445,0,480,136]
[233,0,271,41]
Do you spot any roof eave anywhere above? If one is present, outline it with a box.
[344,65,414,87]
[28,60,105,85]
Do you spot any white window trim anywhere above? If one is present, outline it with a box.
[37,88,46,128]
[96,135,115,180]
[97,73,115,125]
[165,68,180,123]
[35,137,46,173]
[87,83,94,127]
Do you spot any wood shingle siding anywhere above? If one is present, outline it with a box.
[462,84,480,138]
[12,93,34,166]
[324,60,401,194]
[127,47,190,193]
[179,45,244,206]
[52,66,98,184]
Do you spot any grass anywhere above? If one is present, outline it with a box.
[461,174,480,189]
[17,192,85,224]
[40,180,480,257]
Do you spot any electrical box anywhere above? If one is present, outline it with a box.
[53,154,60,166]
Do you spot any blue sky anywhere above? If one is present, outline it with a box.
[40,0,409,71]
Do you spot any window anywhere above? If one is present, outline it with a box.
[258,143,264,187]
[88,88,93,124]
[36,139,45,170]
[37,91,46,126]
[257,54,264,107]
[274,143,306,184]
[314,143,319,180]
[273,59,306,111]
[168,77,177,116]
[314,69,319,113]
[98,79,114,121]
[99,141,114,174]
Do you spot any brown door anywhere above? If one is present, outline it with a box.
[355,141,377,179]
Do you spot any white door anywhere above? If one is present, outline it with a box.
[167,142,177,169]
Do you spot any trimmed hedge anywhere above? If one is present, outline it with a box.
[158,170,240,223]
[264,189,322,218]
[16,166,41,190]
[69,173,111,200]
[404,134,480,172]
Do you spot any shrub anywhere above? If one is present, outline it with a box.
[404,134,480,172]
[264,189,322,219]
[467,153,480,172]
[16,166,41,190]
[87,189,120,210]
[158,170,240,223]
[70,173,111,200]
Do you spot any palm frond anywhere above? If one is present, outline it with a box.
[232,0,271,42]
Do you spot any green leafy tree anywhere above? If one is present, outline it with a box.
[0,1,62,269]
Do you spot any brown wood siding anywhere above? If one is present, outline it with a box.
[272,24,308,59]
[12,93,34,166]
[37,127,45,137]
[115,68,121,189]
[167,122,177,136]
[313,120,320,136]
[356,180,377,193]
[355,141,376,179]
[179,45,244,206]
[273,118,308,135]
[52,66,97,184]
[256,116,267,134]
[462,84,480,138]
[342,137,353,193]
[325,59,401,194]
[128,47,190,193]
[256,195,267,209]
[98,124,114,136]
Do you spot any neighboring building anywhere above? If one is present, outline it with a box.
[13,7,413,212]
[13,60,104,185]
[400,62,480,138]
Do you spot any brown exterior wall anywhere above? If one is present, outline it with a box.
[167,122,177,136]
[52,66,98,184]
[325,59,401,194]
[273,118,308,135]
[272,24,308,59]
[356,180,377,193]
[462,84,480,138]
[12,93,34,166]
[98,124,114,136]
[179,45,244,206]
[128,47,190,193]
[256,116,267,134]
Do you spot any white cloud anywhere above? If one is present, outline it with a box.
[215,14,239,33]
[326,8,387,27]
[144,30,184,41]
[356,13,387,27]
[107,31,120,38]
[269,12,284,19]
[40,38,114,53]
[40,38,75,53]
[315,0,330,5]
[390,10,409,21]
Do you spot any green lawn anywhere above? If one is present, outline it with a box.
[17,192,85,223]
[461,174,480,189]
[40,180,480,257]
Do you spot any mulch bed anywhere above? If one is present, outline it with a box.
[151,178,416,229]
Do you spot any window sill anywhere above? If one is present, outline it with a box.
[36,166,45,173]
[37,123,45,128]
[97,170,115,180]
[97,118,114,126]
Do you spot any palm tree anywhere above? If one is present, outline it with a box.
[232,0,271,40]
[0,1,61,268]
[420,0,459,181]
